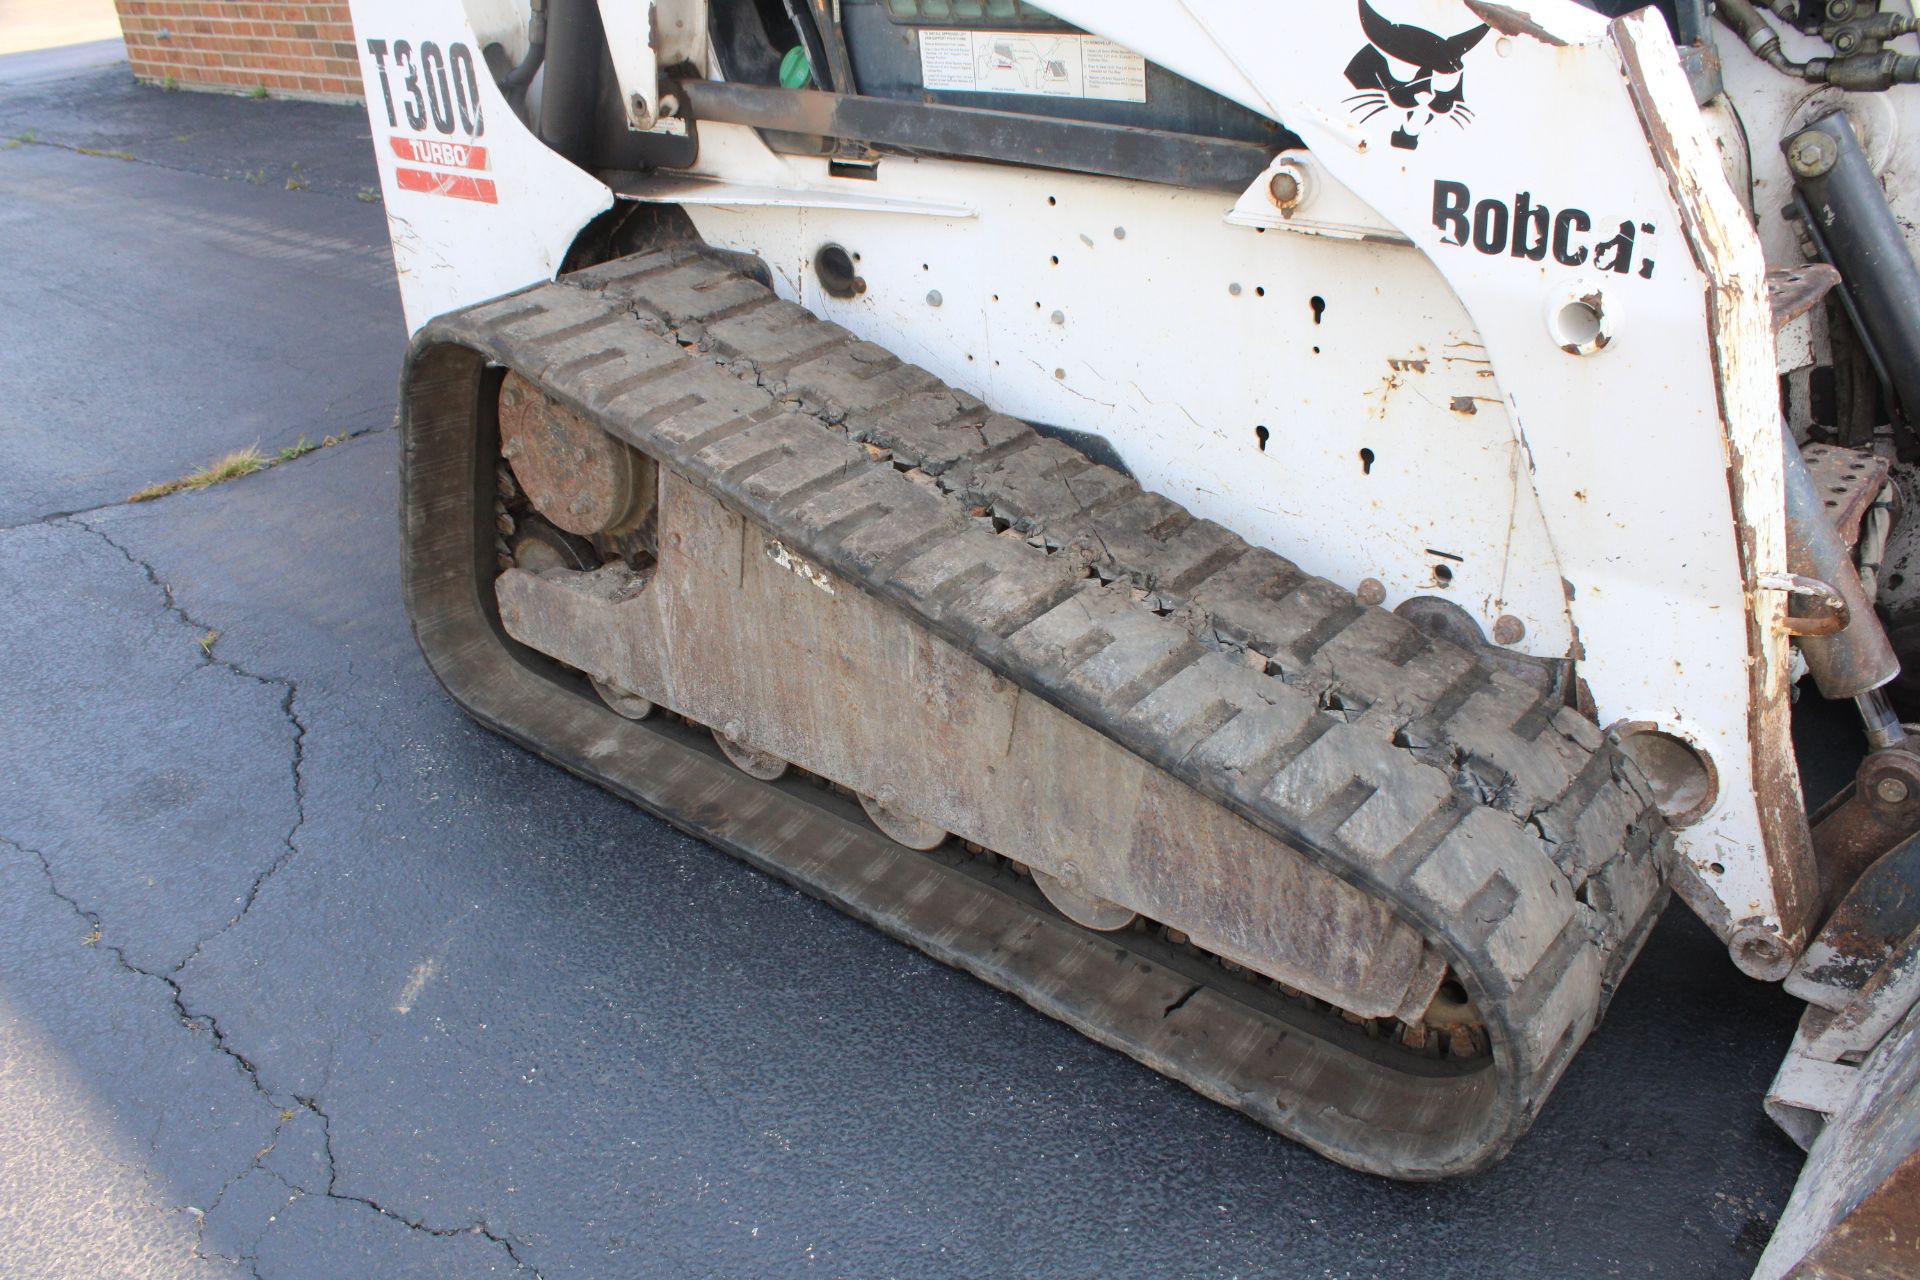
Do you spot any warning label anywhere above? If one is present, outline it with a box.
[917,30,1147,103]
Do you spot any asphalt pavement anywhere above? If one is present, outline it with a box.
[0,55,1820,1280]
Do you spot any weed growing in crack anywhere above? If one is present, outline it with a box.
[129,433,355,504]
[276,435,317,463]
[131,445,268,502]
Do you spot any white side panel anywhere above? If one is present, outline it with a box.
[348,0,611,333]
[1029,0,1804,946]
[679,128,1577,656]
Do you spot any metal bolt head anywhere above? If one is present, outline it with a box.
[1356,578,1387,607]
[1492,614,1526,645]
[1827,0,1856,20]
[1267,168,1303,210]
[1730,925,1793,980]
[1875,776,1911,804]
[1834,30,1859,53]
[1787,129,1839,179]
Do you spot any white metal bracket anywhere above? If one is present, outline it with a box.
[596,0,708,131]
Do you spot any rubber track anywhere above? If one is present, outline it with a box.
[406,244,1670,1176]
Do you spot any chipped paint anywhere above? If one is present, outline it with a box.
[1466,1,1569,45]
[766,539,835,593]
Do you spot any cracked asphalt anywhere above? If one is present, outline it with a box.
[0,52,1838,1280]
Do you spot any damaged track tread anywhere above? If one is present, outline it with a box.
[407,245,1670,1177]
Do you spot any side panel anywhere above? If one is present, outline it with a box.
[859,0,1814,956]
[348,0,1811,954]
[346,0,611,332]
[676,128,1580,660]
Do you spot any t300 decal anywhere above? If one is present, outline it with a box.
[365,38,495,204]
[365,38,484,139]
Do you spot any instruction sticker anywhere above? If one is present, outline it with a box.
[917,30,1147,103]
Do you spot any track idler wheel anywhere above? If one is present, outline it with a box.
[713,727,789,781]
[858,793,948,850]
[1033,867,1137,932]
[591,678,654,720]
[498,372,652,538]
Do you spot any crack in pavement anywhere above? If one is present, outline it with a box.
[2,514,546,1276]
[58,513,311,978]
[3,133,385,204]
[296,1103,545,1278]
[5,826,543,1276]
[3,828,284,1116]
[0,419,394,535]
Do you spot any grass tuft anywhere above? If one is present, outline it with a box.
[277,435,317,463]
[130,445,268,503]
[162,75,180,91]
[354,188,381,203]
[128,433,348,504]
[248,85,269,100]
[199,629,220,656]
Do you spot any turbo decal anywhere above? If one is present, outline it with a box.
[388,136,490,171]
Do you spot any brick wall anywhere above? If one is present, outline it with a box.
[113,2,365,103]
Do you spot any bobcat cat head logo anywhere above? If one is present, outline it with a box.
[1343,1,1489,151]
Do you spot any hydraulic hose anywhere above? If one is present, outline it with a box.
[538,0,604,168]
[501,0,549,113]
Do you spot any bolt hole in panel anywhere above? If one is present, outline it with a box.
[813,242,864,298]
[1610,722,1719,828]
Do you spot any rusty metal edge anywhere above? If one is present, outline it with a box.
[1612,15,1820,969]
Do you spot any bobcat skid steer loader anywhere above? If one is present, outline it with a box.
[347,0,1920,1271]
